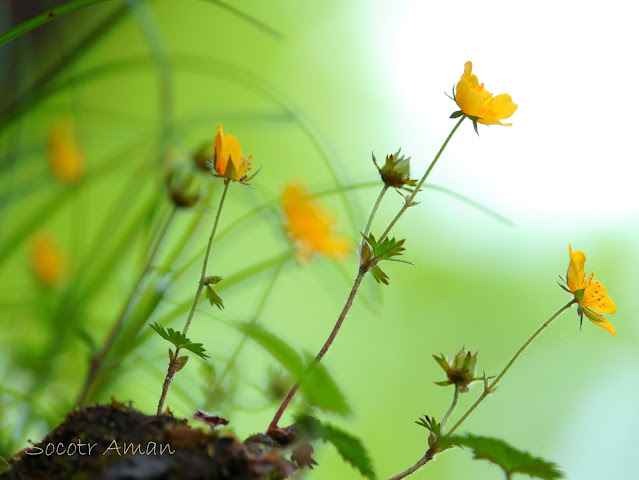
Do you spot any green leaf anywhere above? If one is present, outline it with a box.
[149,323,209,360]
[323,424,376,479]
[237,323,350,415]
[442,434,563,480]
[362,233,405,262]
[293,415,375,480]
[303,352,351,415]
[370,265,389,285]
[206,285,225,310]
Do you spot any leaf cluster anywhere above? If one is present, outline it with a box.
[149,322,209,360]
[361,233,409,285]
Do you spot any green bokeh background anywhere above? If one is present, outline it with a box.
[1,1,637,479]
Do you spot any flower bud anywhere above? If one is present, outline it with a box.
[372,149,417,189]
[433,347,481,393]
[192,140,214,172]
[165,164,202,208]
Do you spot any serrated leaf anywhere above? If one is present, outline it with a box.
[206,285,225,310]
[149,323,209,360]
[323,424,376,479]
[362,233,405,262]
[442,434,563,480]
[237,323,350,415]
[371,265,389,285]
[303,352,351,415]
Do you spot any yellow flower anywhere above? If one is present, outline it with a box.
[454,61,518,126]
[48,118,86,184]
[30,234,66,288]
[213,123,252,181]
[281,185,350,261]
[566,244,616,336]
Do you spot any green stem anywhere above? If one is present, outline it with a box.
[267,183,390,430]
[446,300,576,436]
[156,179,231,414]
[440,384,460,430]
[385,448,436,480]
[379,116,465,242]
[0,0,114,49]
[75,206,176,406]
[183,179,230,336]
[268,266,367,431]
[363,185,389,237]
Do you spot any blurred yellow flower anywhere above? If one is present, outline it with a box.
[213,123,252,181]
[30,234,66,288]
[48,118,86,184]
[454,61,518,126]
[566,244,617,336]
[281,185,350,261]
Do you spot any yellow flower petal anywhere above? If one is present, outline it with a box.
[455,78,483,117]
[566,244,617,336]
[581,279,616,313]
[454,61,517,126]
[281,185,350,260]
[583,308,616,337]
[48,118,86,184]
[566,244,586,292]
[213,123,250,180]
[30,234,66,288]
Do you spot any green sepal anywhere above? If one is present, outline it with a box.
[206,285,225,310]
[204,275,223,285]
[450,110,464,118]
[582,308,603,324]
[574,288,585,302]
[243,164,263,184]
[370,265,389,285]
[557,282,572,294]
[223,154,238,180]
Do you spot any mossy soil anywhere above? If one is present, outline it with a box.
[1,402,294,480]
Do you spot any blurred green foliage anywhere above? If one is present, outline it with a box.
[0,2,636,480]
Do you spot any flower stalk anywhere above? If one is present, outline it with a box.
[156,178,231,415]
[268,265,368,431]
[268,118,467,431]
[446,300,576,436]
[440,384,460,430]
[379,115,465,242]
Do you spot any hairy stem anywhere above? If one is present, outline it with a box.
[379,116,465,242]
[446,300,576,436]
[385,301,576,480]
[386,448,436,480]
[156,179,231,414]
[363,185,389,237]
[267,183,389,430]
[268,266,368,430]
